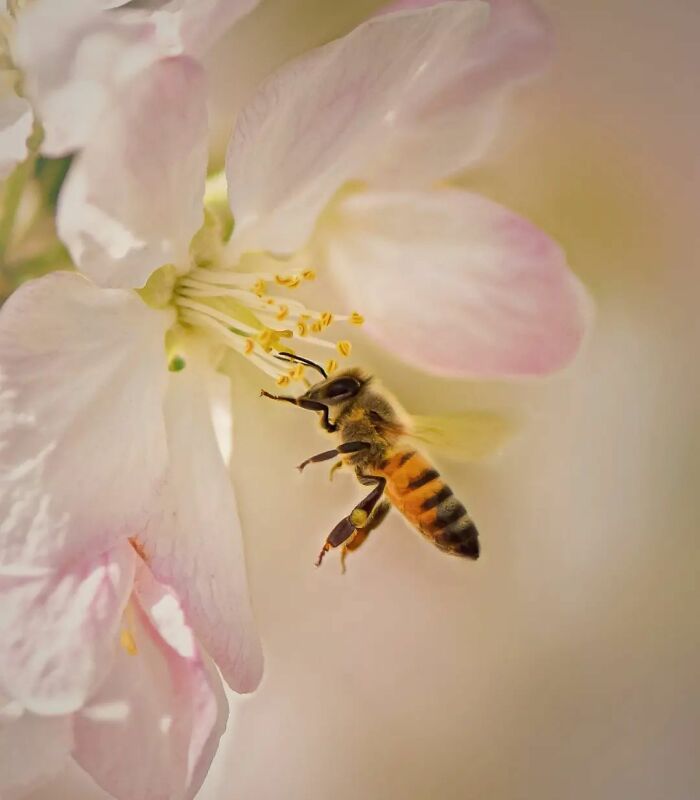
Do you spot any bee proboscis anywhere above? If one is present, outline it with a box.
[262,353,484,569]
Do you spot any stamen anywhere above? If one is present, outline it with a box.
[350,312,365,325]
[302,269,316,281]
[337,341,352,357]
[325,359,338,374]
[244,339,254,355]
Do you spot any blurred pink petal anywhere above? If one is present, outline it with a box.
[0,544,134,715]
[226,1,490,256]
[139,353,263,693]
[321,189,592,377]
[0,699,73,799]
[74,564,227,800]
[0,272,171,570]
[366,0,552,186]
[0,94,33,180]
[57,56,208,289]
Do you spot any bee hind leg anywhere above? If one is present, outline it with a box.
[315,475,386,568]
[340,500,391,573]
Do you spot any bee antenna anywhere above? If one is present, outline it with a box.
[275,352,327,379]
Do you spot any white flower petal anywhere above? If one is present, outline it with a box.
[226,1,490,256]
[0,272,172,570]
[74,568,227,800]
[0,544,135,715]
[138,350,263,693]
[320,189,592,377]
[0,700,73,799]
[367,0,552,186]
[0,94,33,180]
[57,56,208,289]
[13,0,160,156]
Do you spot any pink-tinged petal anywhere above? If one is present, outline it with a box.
[13,0,160,156]
[0,272,171,569]
[366,0,552,187]
[0,543,134,715]
[226,1,490,257]
[0,699,73,799]
[74,567,227,800]
[321,189,592,378]
[0,94,33,180]
[139,350,263,693]
[57,56,208,289]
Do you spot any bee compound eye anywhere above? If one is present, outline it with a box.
[325,377,360,400]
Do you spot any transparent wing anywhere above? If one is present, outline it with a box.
[406,411,517,462]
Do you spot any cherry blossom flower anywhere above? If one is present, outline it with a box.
[0,0,259,175]
[0,0,591,794]
[0,549,227,800]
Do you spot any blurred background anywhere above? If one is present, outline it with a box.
[30,1,700,798]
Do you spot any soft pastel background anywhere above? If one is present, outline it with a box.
[29,1,700,798]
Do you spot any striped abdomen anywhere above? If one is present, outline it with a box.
[378,449,479,559]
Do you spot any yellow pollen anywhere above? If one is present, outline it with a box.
[120,628,138,656]
[253,279,267,297]
[325,359,338,374]
[311,321,323,333]
[244,338,254,355]
[276,305,289,321]
[275,274,301,288]
[320,311,333,327]
[302,269,316,281]
[290,364,306,381]
[276,374,291,387]
[350,312,364,326]
[337,340,352,357]
[297,320,308,337]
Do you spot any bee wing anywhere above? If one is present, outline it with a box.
[406,411,517,463]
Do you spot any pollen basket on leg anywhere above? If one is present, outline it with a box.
[172,264,364,383]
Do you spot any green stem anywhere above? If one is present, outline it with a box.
[0,157,32,257]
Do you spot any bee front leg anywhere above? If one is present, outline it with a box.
[316,476,386,567]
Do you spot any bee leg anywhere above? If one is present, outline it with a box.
[297,441,369,472]
[260,390,338,433]
[340,500,391,573]
[315,476,386,568]
[329,461,343,481]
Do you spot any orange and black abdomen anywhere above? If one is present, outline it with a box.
[378,449,479,559]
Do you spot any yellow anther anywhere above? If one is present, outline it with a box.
[290,364,306,381]
[325,359,338,374]
[276,374,291,387]
[266,298,275,305]
[278,329,293,339]
[120,628,138,656]
[350,312,364,325]
[244,338,254,355]
[252,279,267,297]
[276,305,289,321]
[320,311,333,327]
[311,321,323,333]
[337,340,352,357]
[302,269,316,281]
[296,320,308,337]
[275,274,301,288]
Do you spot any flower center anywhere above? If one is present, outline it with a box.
[172,262,363,385]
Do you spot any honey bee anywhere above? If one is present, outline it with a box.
[262,353,483,569]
